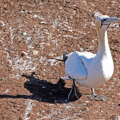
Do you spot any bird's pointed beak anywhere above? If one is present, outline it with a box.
[103,17,119,25]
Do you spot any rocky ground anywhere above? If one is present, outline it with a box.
[0,0,120,119]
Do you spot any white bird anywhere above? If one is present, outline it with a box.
[57,15,119,101]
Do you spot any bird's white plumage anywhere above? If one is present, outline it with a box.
[63,15,119,88]
[65,51,95,80]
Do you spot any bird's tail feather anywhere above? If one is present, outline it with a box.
[47,51,69,62]
[47,56,63,61]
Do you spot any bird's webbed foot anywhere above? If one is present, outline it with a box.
[87,94,110,101]
[68,79,82,101]
[87,88,110,101]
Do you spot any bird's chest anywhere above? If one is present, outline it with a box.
[89,57,114,81]
[100,57,114,81]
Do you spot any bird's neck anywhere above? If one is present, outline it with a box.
[97,29,111,57]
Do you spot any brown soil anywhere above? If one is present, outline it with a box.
[0,0,120,120]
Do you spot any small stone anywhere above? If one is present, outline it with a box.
[85,101,89,103]
[22,72,35,77]
[42,86,46,88]
[91,22,95,26]
[5,89,9,93]
[0,21,5,28]
[65,99,68,102]
[3,4,7,10]
[23,32,27,36]
[27,37,32,41]
[21,51,28,57]
[40,21,46,25]
[59,7,62,9]
[44,31,51,35]
[33,50,39,55]
[28,10,32,14]
[80,48,84,52]
[46,43,50,46]
[48,53,56,57]
[33,14,38,18]
[110,115,120,120]
[117,92,120,96]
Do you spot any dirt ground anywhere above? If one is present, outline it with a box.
[0,0,120,119]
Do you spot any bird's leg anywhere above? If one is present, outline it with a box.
[57,77,82,101]
[87,88,96,100]
[68,79,82,101]
[87,88,110,101]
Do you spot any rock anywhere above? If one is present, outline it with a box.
[110,115,120,120]
[40,42,50,46]
[46,43,50,46]
[0,21,5,28]
[91,22,95,27]
[40,21,46,25]
[80,48,84,52]
[21,72,35,77]
[48,53,56,58]
[23,32,27,36]
[27,37,32,41]
[33,14,38,18]
[3,4,7,10]
[33,50,39,55]
[21,51,28,57]
[28,10,32,14]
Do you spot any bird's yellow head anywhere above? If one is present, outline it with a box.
[95,15,119,31]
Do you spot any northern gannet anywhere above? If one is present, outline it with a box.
[58,15,119,101]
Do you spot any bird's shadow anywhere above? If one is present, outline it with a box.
[23,74,72,103]
[0,73,77,103]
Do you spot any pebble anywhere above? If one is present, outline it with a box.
[5,89,9,93]
[48,53,56,57]
[0,21,5,28]
[33,50,39,55]
[80,48,84,52]
[33,14,38,18]
[27,37,32,41]
[42,86,46,88]
[3,4,7,10]
[110,115,120,120]
[91,22,95,26]
[40,21,46,25]
[85,101,90,103]
[23,32,27,36]
[28,10,32,14]
[46,43,50,46]
[21,51,28,57]
[117,92,120,96]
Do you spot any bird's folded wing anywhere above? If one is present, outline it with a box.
[65,52,87,80]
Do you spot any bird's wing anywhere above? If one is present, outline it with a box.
[65,51,95,80]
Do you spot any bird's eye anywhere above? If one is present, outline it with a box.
[101,18,107,24]
[100,18,107,28]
